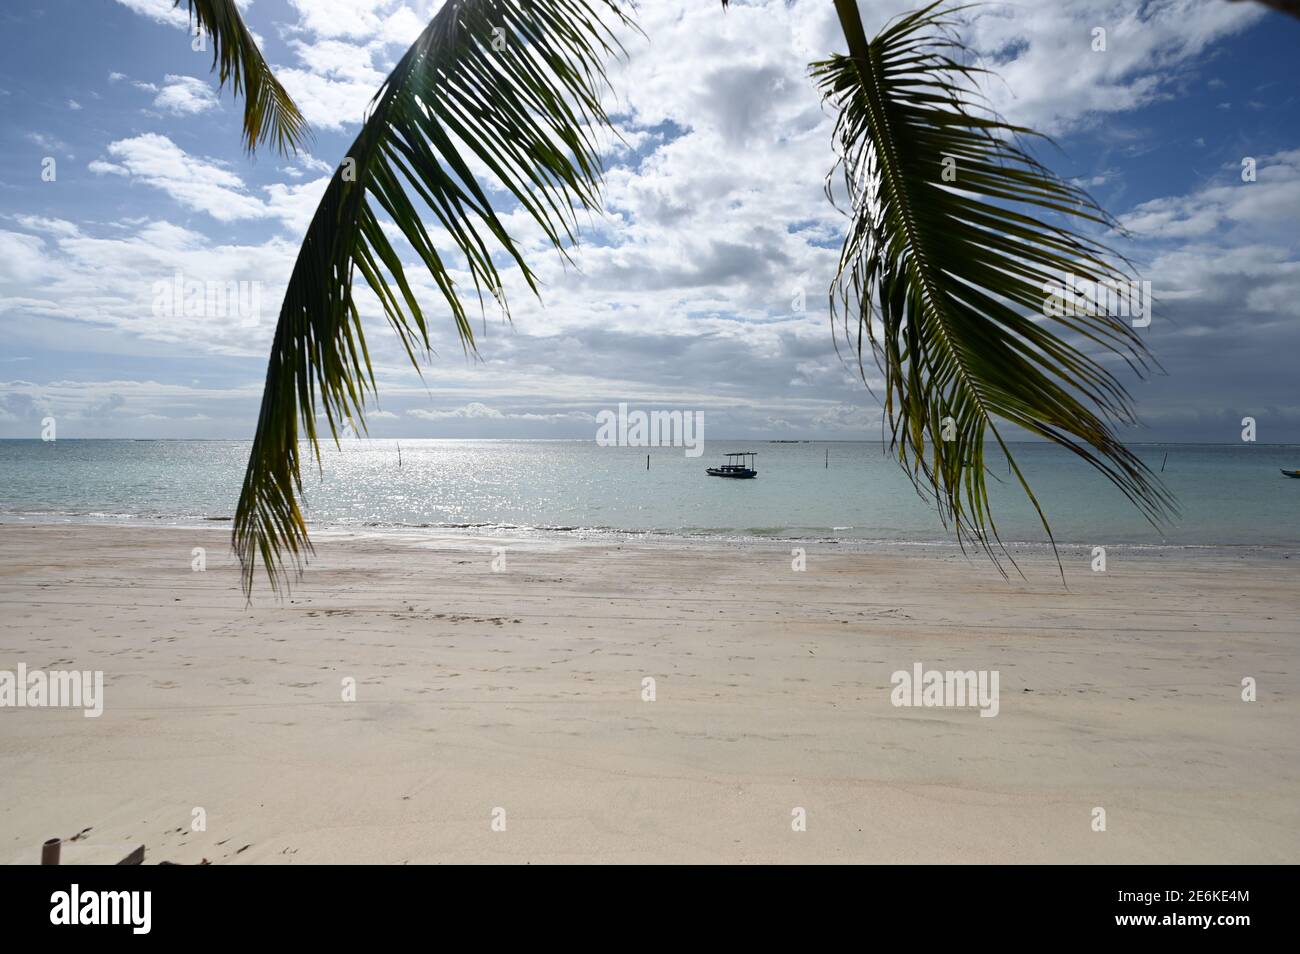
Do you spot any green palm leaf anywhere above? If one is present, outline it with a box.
[815,1,1175,572]
[177,0,308,155]
[233,0,630,595]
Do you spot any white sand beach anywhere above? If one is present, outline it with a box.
[1,523,1296,864]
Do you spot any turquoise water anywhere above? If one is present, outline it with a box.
[0,439,1296,549]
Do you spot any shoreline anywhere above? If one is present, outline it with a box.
[3,511,1296,564]
[2,522,1297,863]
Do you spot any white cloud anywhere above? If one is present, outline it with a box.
[0,379,259,435]
[962,0,1265,133]
[297,153,335,174]
[0,231,51,282]
[88,134,329,233]
[92,134,263,222]
[0,216,300,358]
[275,66,384,130]
[110,0,191,28]
[271,1,435,129]
[111,0,254,29]
[284,0,415,40]
[409,402,505,420]
[11,216,81,238]
[8,0,1297,441]
[151,75,219,116]
[407,402,595,423]
[1121,149,1300,240]
[88,159,129,176]
[261,177,333,235]
[24,132,68,153]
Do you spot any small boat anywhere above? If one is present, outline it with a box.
[1282,469,1300,479]
[707,452,757,479]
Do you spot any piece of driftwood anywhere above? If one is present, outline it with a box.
[38,838,145,865]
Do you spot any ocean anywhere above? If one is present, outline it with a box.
[0,439,1296,550]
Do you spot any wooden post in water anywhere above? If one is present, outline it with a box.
[825,448,829,469]
[647,454,650,470]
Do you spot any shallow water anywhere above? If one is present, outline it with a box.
[0,439,1296,549]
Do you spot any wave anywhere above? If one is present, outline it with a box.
[3,507,1292,558]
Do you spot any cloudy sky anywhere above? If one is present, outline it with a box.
[1,0,1298,441]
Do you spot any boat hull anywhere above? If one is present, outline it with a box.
[706,468,757,479]
[1282,469,1300,479]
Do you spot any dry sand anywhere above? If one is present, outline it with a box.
[0,523,1296,864]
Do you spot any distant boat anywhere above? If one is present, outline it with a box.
[707,452,758,479]
[1282,469,1300,479]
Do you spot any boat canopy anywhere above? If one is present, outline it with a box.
[707,450,758,478]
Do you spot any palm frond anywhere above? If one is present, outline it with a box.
[1233,0,1300,20]
[177,0,308,156]
[815,0,1175,573]
[233,0,631,596]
